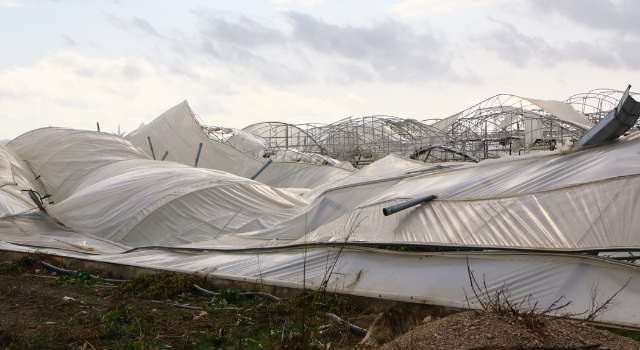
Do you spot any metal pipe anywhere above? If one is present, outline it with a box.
[250,159,272,180]
[192,284,218,296]
[324,313,367,336]
[194,143,203,167]
[147,136,156,160]
[96,122,100,132]
[192,284,280,302]
[41,262,127,284]
[161,151,169,161]
[382,194,437,216]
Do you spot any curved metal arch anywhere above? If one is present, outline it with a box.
[565,88,640,124]
[434,94,588,160]
[242,121,324,155]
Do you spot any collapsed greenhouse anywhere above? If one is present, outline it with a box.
[1,86,640,328]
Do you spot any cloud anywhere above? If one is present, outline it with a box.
[106,15,162,37]
[195,11,286,50]
[528,0,640,35]
[61,35,76,47]
[284,11,462,83]
[2,0,26,6]
[478,19,640,70]
[183,10,466,85]
[393,0,520,16]
[0,50,348,140]
[186,10,312,85]
[479,20,554,68]
[269,0,325,7]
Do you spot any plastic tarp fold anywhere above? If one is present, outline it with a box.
[7,128,149,202]
[126,101,263,178]
[49,160,308,247]
[254,162,352,190]
[294,175,640,249]
[0,212,126,254]
[523,97,594,130]
[0,145,42,216]
[126,101,355,187]
[431,112,462,132]
[225,136,640,249]
[224,129,266,159]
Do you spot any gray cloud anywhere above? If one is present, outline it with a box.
[186,10,466,85]
[187,10,311,85]
[107,15,161,37]
[284,11,460,83]
[478,20,553,68]
[61,34,76,47]
[528,0,640,35]
[479,19,640,70]
[195,11,286,49]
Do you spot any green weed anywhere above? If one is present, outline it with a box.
[0,252,50,275]
[52,269,102,287]
[208,289,241,309]
[117,272,206,299]
[175,291,193,302]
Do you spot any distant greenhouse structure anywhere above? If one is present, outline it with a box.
[187,88,640,169]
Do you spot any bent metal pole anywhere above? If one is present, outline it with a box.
[147,136,156,160]
[250,159,273,180]
[194,143,203,167]
[382,194,437,216]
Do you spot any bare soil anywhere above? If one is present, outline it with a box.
[377,310,640,350]
[0,262,372,350]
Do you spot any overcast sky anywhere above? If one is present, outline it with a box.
[1,0,639,140]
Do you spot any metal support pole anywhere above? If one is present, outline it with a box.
[96,122,100,132]
[382,194,437,216]
[250,159,272,180]
[147,137,156,160]
[194,143,203,167]
[161,151,169,161]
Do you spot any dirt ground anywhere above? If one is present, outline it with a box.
[1,256,639,350]
[376,311,640,350]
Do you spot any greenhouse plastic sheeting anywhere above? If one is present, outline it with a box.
[127,100,263,178]
[2,122,640,328]
[49,160,308,247]
[224,128,266,159]
[0,212,126,254]
[293,176,640,249]
[254,162,352,190]
[302,155,463,201]
[7,128,149,202]
[19,133,640,251]
[0,144,43,216]
[126,101,354,188]
[222,135,640,249]
[523,97,594,130]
